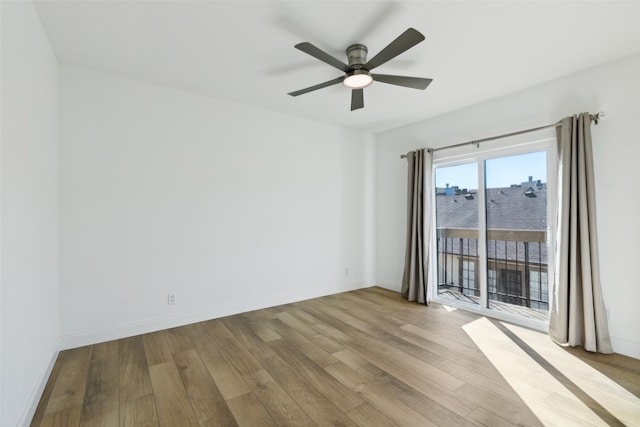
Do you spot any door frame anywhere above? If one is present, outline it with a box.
[429,136,557,332]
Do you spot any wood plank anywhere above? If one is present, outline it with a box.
[148,361,199,427]
[31,351,67,426]
[267,337,364,413]
[242,305,284,321]
[346,402,397,427]
[289,306,354,344]
[563,357,640,397]
[44,346,93,414]
[163,326,193,354]
[324,362,437,427]
[354,288,480,333]
[239,312,282,342]
[265,317,338,367]
[312,301,480,418]
[330,292,409,327]
[395,324,528,405]
[562,345,640,375]
[274,310,324,337]
[79,341,119,427]
[38,405,82,427]
[173,349,238,426]
[333,349,477,425]
[454,378,544,426]
[465,406,518,427]
[220,316,279,362]
[142,331,173,367]
[218,316,356,424]
[274,308,345,353]
[193,339,251,400]
[226,393,277,427]
[118,336,153,404]
[202,319,262,376]
[243,369,316,426]
[256,352,357,426]
[78,403,118,427]
[120,394,159,427]
[401,323,486,359]
[181,321,215,346]
[307,300,469,403]
[332,291,474,349]
[327,295,467,366]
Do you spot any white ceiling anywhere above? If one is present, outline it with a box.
[34,1,640,133]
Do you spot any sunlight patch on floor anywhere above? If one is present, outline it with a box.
[442,304,458,312]
[502,322,640,426]
[462,317,610,426]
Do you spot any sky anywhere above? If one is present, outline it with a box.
[435,151,546,190]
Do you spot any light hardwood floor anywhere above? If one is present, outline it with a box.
[31,287,640,426]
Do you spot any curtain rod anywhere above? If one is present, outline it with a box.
[400,111,605,159]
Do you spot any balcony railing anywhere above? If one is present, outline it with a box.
[436,227,549,312]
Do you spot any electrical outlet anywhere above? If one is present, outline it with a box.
[168,293,176,305]
[344,267,349,276]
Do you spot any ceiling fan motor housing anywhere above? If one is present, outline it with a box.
[346,44,368,69]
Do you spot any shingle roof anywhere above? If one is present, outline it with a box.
[435,185,548,263]
[435,186,547,231]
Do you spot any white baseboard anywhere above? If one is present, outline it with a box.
[58,283,367,350]
[18,337,61,427]
[376,280,400,292]
[611,336,640,360]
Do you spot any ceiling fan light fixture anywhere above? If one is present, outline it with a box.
[343,69,373,89]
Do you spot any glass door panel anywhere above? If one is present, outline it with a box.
[484,151,549,320]
[434,162,480,307]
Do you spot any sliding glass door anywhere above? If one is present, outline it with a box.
[433,144,554,328]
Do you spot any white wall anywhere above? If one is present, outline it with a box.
[375,53,640,359]
[59,66,375,348]
[1,2,60,426]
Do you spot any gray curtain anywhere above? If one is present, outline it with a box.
[549,113,613,353]
[401,149,433,304]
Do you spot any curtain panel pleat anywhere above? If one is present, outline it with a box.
[549,113,612,353]
[402,149,433,304]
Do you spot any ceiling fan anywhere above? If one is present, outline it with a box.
[288,28,432,111]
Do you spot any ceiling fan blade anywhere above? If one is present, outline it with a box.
[372,74,432,90]
[295,42,351,72]
[351,89,364,111]
[288,76,344,97]
[364,28,425,70]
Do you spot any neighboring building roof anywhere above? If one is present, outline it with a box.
[435,184,548,264]
[435,185,547,231]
